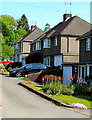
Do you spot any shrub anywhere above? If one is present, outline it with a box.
[7,67,12,71]
[0,64,5,69]
[74,84,91,96]
[41,83,62,95]
[61,85,75,95]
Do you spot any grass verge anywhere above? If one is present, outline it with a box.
[24,82,92,109]
[3,71,9,75]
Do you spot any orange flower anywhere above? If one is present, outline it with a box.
[54,82,56,85]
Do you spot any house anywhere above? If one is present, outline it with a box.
[12,26,44,65]
[77,29,92,79]
[30,14,91,81]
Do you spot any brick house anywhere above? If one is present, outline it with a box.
[77,30,92,79]
[12,26,44,65]
[30,14,91,81]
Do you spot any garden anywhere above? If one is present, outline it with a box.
[20,75,92,109]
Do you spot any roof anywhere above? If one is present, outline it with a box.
[77,29,92,40]
[40,16,91,39]
[13,27,44,44]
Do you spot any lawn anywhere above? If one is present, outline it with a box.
[2,71,9,75]
[50,94,91,109]
[24,82,92,109]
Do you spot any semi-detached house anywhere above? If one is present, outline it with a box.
[12,26,44,65]
[77,29,92,79]
[30,14,91,80]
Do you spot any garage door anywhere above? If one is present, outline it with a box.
[63,66,72,84]
[54,55,62,66]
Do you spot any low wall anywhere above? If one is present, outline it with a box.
[27,72,42,82]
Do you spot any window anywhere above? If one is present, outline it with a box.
[43,39,51,48]
[32,44,35,51]
[54,36,58,46]
[16,43,20,49]
[43,57,50,67]
[36,40,41,50]
[86,38,91,51]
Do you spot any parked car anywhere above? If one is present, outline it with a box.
[9,63,47,77]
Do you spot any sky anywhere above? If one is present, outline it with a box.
[0,1,91,30]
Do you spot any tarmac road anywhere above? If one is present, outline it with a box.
[0,74,91,118]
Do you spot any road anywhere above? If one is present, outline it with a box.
[0,74,91,118]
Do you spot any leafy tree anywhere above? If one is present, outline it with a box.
[1,15,17,45]
[0,14,30,60]
[17,14,30,32]
[44,23,50,32]
[2,45,14,59]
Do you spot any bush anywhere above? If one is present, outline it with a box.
[41,83,75,95]
[7,67,12,71]
[74,84,92,96]
[41,83,62,95]
[61,85,75,95]
[0,64,5,69]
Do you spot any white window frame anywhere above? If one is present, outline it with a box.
[43,56,50,67]
[36,40,41,50]
[54,36,58,46]
[86,38,91,51]
[16,43,20,49]
[43,39,51,48]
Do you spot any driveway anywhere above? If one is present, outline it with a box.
[0,74,91,118]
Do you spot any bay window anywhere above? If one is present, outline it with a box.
[43,39,51,48]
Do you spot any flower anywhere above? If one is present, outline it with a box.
[54,82,56,85]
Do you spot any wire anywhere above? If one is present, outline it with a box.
[13,2,90,17]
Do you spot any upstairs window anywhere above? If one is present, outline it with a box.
[32,44,36,51]
[36,40,41,50]
[16,43,20,49]
[86,38,91,51]
[54,36,58,46]
[43,39,51,48]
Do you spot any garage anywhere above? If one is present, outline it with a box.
[63,66,72,84]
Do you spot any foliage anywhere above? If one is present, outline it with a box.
[44,23,50,32]
[17,14,30,32]
[7,67,12,71]
[74,84,92,96]
[41,83,62,95]
[41,75,74,95]
[25,82,92,109]
[0,14,29,60]
[2,45,14,59]
[0,63,5,69]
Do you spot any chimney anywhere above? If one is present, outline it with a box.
[63,14,72,21]
[31,25,36,31]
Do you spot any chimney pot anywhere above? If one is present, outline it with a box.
[63,14,72,21]
[31,25,36,31]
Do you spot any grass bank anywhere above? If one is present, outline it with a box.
[23,82,91,109]
[19,77,91,109]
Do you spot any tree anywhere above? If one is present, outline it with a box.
[2,45,14,60]
[1,14,30,60]
[44,23,50,32]
[17,14,30,32]
[1,15,17,45]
